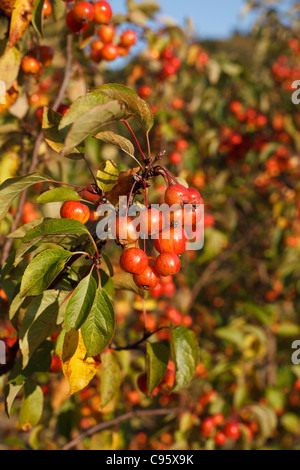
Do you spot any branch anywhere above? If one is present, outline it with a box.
[62,407,184,450]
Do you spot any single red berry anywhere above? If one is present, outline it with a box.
[164,183,190,207]
[201,417,215,437]
[224,422,240,440]
[214,431,227,446]
[154,252,181,276]
[162,46,174,60]
[153,226,187,255]
[138,85,152,99]
[162,281,176,297]
[183,188,204,227]
[120,29,137,47]
[294,379,300,391]
[21,56,41,75]
[35,107,44,123]
[133,258,160,290]
[175,139,188,151]
[49,355,62,373]
[60,200,90,224]
[212,413,225,427]
[93,0,112,24]
[169,152,182,165]
[150,282,163,298]
[43,0,52,17]
[100,43,119,61]
[91,39,104,51]
[97,24,115,43]
[73,1,94,23]
[66,9,89,33]
[162,63,177,77]
[187,187,203,205]
[139,208,165,237]
[120,247,148,274]
[112,216,138,244]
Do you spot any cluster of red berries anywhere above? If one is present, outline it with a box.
[272,53,300,90]
[59,182,203,292]
[158,46,182,80]
[200,414,257,446]
[21,45,54,76]
[117,183,203,291]
[229,101,268,127]
[265,146,291,177]
[65,0,137,62]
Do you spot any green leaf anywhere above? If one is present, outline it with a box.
[93,130,135,158]
[18,379,43,431]
[0,172,49,222]
[99,351,121,409]
[20,249,72,297]
[9,291,29,329]
[92,84,154,133]
[170,325,199,391]
[99,269,115,299]
[31,0,45,37]
[81,286,115,356]
[15,218,90,265]
[281,413,300,435]
[62,100,127,154]
[37,187,81,203]
[266,387,285,411]
[19,290,69,367]
[96,159,119,192]
[4,382,24,417]
[58,91,111,135]
[65,271,97,331]
[215,326,245,348]
[146,342,169,394]
[9,341,52,386]
[0,250,16,282]
[42,108,84,159]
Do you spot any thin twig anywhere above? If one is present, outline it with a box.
[62,407,184,450]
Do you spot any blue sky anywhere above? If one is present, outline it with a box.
[112,0,256,39]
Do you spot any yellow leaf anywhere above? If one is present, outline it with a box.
[0,151,19,184]
[8,0,34,49]
[0,82,19,114]
[62,330,101,395]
